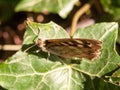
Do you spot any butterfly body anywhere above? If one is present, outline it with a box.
[36,38,102,60]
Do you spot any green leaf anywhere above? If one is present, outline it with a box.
[15,0,79,18]
[22,21,70,50]
[73,22,120,76]
[0,21,120,90]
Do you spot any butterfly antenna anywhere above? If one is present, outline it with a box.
[24,44,36,52]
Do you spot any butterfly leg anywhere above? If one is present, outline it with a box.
[46,52,50,61]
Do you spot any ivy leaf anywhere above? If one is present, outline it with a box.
[15,0,79,18]
[0,21,120,90]
[73,22,120,76]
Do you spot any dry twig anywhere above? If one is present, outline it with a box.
[0,45,21,51]
[70,3,92,37]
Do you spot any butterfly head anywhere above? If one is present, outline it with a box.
[36,39,47,52]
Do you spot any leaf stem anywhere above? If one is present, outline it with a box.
[70,3,92,38]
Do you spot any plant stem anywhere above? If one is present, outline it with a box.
[70,3,91,38]
[0,45,21,51]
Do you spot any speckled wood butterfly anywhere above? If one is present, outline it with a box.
[36,38,102,60]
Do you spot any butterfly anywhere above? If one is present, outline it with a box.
[36,38,102,60]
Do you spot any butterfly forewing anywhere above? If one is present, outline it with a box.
[36,38,102,60]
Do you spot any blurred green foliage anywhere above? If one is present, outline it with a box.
[100,0,120,21]
[0,0,20,21]
[0,0,120,22]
